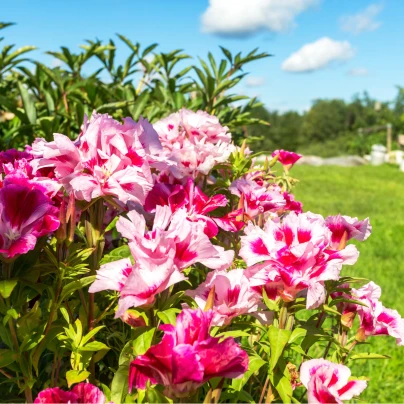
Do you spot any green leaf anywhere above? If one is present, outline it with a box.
[323,305,341,316]
[133,328,155,356]
[131,91,150,121]
[0,279,18,299]
[273,373,293,404]
[111,363,129,404]
[232,355,266,391]
[268,326,291,371]
[157,308,179,325]
[216,330,251,340]
[0,349,19,368]
[288,327,307,344]
[16,301,42,341]
[104,216,119,233]
[66,370,90,388]
[80,341,110,352]
[262,288,280,312]
[350,353,390,360]
[18,82,37,125]
[80,326,105,347]
[60,276,96,302]
[100,246,131,265]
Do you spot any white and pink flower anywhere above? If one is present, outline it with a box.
[31,113,159,204]
[153,109,235,179]
[90,206,234,316]
[230,179,286,219]
[325,214,371,249]
[240,212,359,308]
[144,177,243,237]
[352,282,404,345]
[186,268,262,326]
[300,359,367,403]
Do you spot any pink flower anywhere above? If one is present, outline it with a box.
[153,109,234,179]
[129,308,248,398]
[144,178,242,237]
[90,206,233,316]
[325,215,371,249]
[0,148,32,171]
[352,282,404,345]
[300,359,367,403]
[186,269,262,326]
[230,179,286,219]
[32,113,158,203]
[240,212,359,309]
[272,150,302,167]
[2,158,61,199]
[34,387,78,403]
[283,191,303,214]
[71,382,106,404]
[0,176,60,260]
[34,383,106,403]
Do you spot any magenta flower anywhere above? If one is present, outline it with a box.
[0,176,60,260]
[2,157,61,199]
[283,191,303,214]
[230,179,286,219]
[325,214,371,249]
[352,282,404,345]
[129,308,248,398]
[300,359,367,403]
[272,150,302,167]
[186,268,263,326]
[34,387,78,403]
[32,113,158,203]
[0,148,32,170]
[90,206,233,316]
[34,383,106,403]
[240,212,359,308]
[153,109,234,179]
[144,177,242,237]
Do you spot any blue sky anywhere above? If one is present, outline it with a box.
[2,0,403,112]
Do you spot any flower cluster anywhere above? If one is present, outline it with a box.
[1,108,401,404]
[153,109,235,179]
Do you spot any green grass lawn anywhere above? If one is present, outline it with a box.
[292,164,404,403]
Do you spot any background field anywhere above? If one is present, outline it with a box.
[292,164,404,403]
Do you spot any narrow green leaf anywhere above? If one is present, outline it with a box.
[288,327,307,344]
[111,363,129,404]
[268,326,291,371]
[59,276,96,302]
[350,353,390,360]
[80,341,110,352]
[0,279,18,299]
[18,82,37,125]
[0,349,19,368]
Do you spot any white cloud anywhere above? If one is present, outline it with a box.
[340,4,383,34]
[347,68,368,77]
[246,76,266,87]
[201,0,318,36]
[282,37,355,73]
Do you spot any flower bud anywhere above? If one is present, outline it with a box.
[121,310,147,328]
[341,312,355,329]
